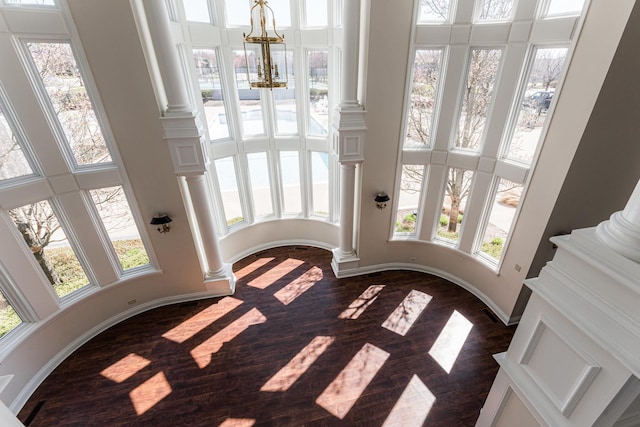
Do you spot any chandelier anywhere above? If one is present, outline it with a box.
[243,0,288,89]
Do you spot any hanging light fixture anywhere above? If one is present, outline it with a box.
[243,0,288,89]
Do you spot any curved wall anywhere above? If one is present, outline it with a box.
[0,0,636,415]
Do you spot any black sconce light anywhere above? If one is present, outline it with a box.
[375,192,390,209]
[150,214,172,233]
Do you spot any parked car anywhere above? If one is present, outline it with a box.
[523,90,554,113]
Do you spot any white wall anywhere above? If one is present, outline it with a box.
[0,0,636,414]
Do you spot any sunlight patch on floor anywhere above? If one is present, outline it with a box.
[273,266,323,305]
[382,289,432,336]
[428,310,473,373]
[315,343,390,419]
[261,336,335,392]
[218,418,255,427]
[234,257,274,280]
[338,285,385,319]
[190,308,267,368]
[129,371,172,415]
[382,375,435,427]
[247,258,305,289]
[100,353,151,383]
[162,297,243,343]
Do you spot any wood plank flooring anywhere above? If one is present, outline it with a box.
[18,246,515,426]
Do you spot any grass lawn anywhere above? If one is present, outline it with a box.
[0,239,149,339]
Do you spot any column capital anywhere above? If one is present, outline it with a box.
[596,179,640,263]
[160,113,210,175]
[332,106,366,163]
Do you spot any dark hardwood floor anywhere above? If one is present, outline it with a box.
[18,246,515,426]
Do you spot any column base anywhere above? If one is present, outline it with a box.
[204,263,236,295]
[331,248,360,277]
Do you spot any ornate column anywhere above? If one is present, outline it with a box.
[141,0,234,293]
[596,178,640,262]
[477,180,640,426]
[331,0,366,276]
[141,0,190,114]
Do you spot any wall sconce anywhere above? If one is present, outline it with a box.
[375,193,390,209]
[150,214,172,233]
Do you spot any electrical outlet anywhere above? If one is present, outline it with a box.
[128,299,137,305]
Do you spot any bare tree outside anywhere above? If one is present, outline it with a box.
[0,105,34,181]
[406,49,442,149]
[27,42,112,166]
[455,49,502,151]
[400,47,501,235]
[530,48,567,91]
[477,0,514,21]
[419,0,451,22]
[9,200,89,297]
[0,43,148,297]
[444,168,473,234]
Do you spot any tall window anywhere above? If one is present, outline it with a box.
[454,49,502,152]
[181,0,338,232]
[405,49,443,149]
[247,152,273,218]
[308,50,329,137]
[504,47,568,164]
[0,288,22,339]
[438,168,474,244]
[0,89,36,182]
[2,0,56,5]
[397,0,579,268]
[477,0,514,21]
[478,178,522,261]
[10,200,90,298]
[280,151,302,215]
[311,151,330,217]
[394,165,425,236]
[215,157,244,227]
[27,42,112,167]
[418,0,452,23]
[0,0,155,336]
[89,187,150,272]
[193,49,230,140]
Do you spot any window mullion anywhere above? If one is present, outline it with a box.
[237,150,256,224]
[300,149,312,217]
[269,149,284,218]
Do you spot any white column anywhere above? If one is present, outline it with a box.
[338,163,357,255]
[331,0,366,276]
[184,175,225,275]
[596,178,640,262]
[142,0,191,114]
[341,0,361,107]
[141,0,234,293]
